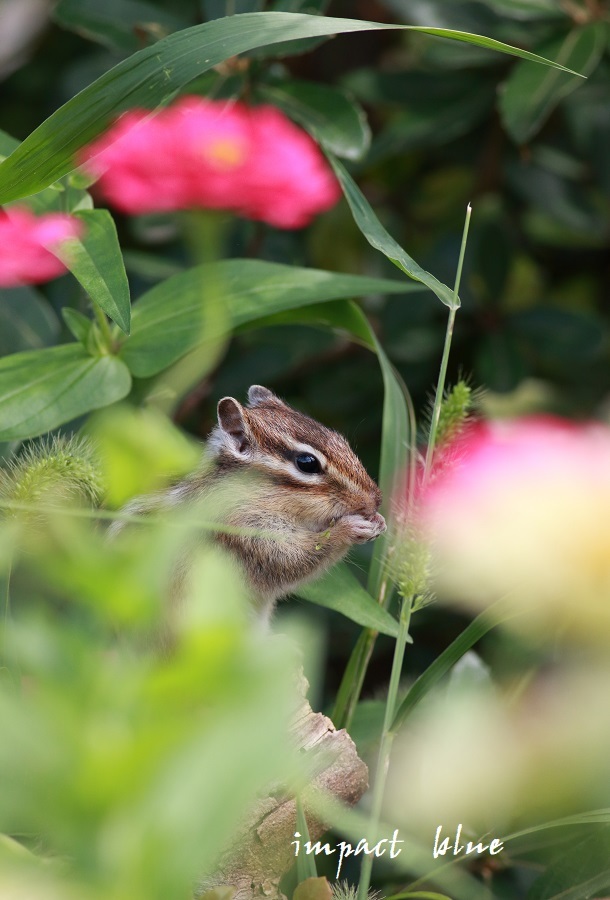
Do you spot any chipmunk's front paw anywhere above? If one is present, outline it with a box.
[343,512,386,544]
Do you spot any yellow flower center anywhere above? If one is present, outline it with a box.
[203,138,245,170]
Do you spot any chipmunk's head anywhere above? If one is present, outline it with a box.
[207,385,383,528]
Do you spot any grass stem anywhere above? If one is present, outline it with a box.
[423,204,471,484]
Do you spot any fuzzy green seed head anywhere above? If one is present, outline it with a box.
[391,520,435,612]
[1,436,104,520]
[436,380,472,448]
[332,883,381,900]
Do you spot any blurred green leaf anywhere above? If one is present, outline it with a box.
[87,404,200,506]
[0,12,582,204]
[510,307,604,366]
[392,602,511,731]
[0,344,132,441]
[380,0,498,31]
[507,154,607,237]
[0,592,298,898]
[0,129,19,158]
[294,877,332,900]
[475,331,526,393]
[62,308,93,346]
[1,128,92,216]
[53,0,188,53]
[295,800,318,882]
[257,79,371,161]
[473,0,568,20]
[202,0,264,18]
[0,834,33,860]
[526,826,610,899]
[368,342,412,596]
[298,562,399,638]
[0,287,60,356]
[349,699,385,759]
[55,209,131,335]
[120,260,414,377]
[564,78,610,197]
[366,86,494,164]
[385,893,454,900]
[500,24,604,144]
[507,810,610,844]
[343,69,494,162]
[328,155,457,308]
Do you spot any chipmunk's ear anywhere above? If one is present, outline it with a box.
[217,397,251,455]
[247,385,283,407]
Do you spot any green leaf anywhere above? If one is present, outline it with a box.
[53,0,187,53]
[342,67,494,160]
[500,24,604,144]
[1,129,92,215]
[295,799,318,882]
[0,129,19,159]
[0,344,132,441]
[202,0,264,18]
[392,600,514,732]
[385,893,454,900]
[505,809,610,844]
[0,834,33,860]
[525,826,610,900]
[298,562,399,638]
[0,287,60,356]
[119,260,414,377]
[257,79,370,161]
[55,209,131,335]
[62,308,93,345]
[473,0,568,20]
[0,12,583,204]
[509,307,604,363]
[328,155,457,308]
[370,342,412,575]
[293,878,332,900]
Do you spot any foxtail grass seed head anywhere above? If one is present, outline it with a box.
[435,380,473,448]
[1,436,104,521]
[332,882,381,900]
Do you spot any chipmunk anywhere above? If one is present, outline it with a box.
[115,385,386,622]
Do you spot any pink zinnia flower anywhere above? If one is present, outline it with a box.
[80,97,341,228]
[0,207,83,288]
[419,416,610,641]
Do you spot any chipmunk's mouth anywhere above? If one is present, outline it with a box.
[321,510,387,535]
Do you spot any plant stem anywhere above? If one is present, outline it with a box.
[357,597,414,900]
[332,628,377,729]
[92,304,114,353]
[1,560,11,668]
[423,204,471,483]
[358,205,472,900]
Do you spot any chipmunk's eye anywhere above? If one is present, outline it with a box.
[295,453,322,474]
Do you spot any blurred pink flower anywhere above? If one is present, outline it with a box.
[419,416,610,641]
[80,97,341,229]
[0,207,83,288]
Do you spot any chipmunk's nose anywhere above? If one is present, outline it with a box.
[356,500,381,519]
